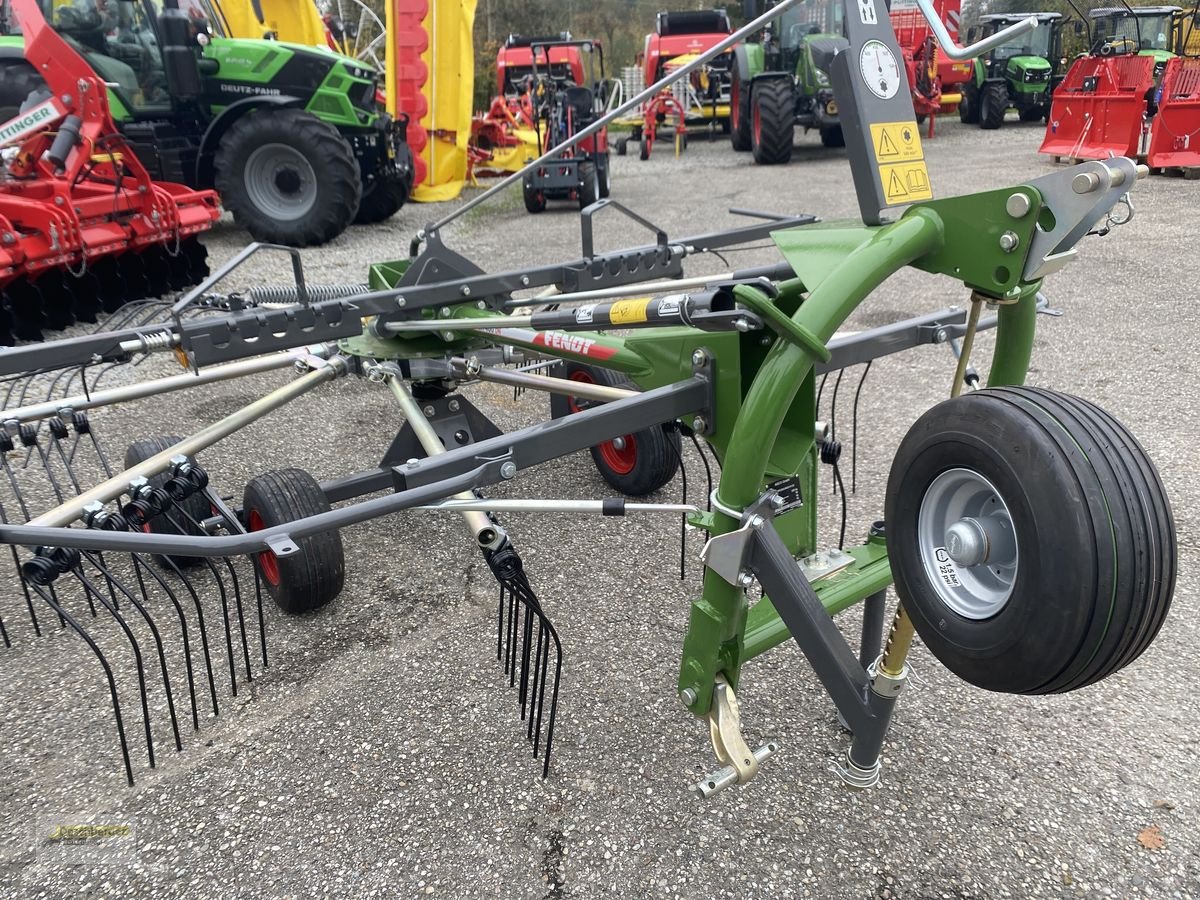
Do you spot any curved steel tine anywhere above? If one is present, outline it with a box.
[0,611,8,647]
[829,368,845,495]
[68,566,157,769]
[0,498,41,636]
[851,360,873,494]
[81,551,183,753]
[156,551,220,717]
[29,582,135,785]
[129,552,200,732]
[688,433,713,511]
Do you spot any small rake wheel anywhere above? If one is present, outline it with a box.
[561,363,681,496]
[243,468,345,615]
[522,173,546,213]
[885,387,1175,695]
[125,436,211,569]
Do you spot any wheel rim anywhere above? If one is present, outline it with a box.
[917,468,1018,619]
[247,508,281,587]
[753,100,761,146]
[568,370,637,474]
[244,143,318,221]
[731,83,740,129]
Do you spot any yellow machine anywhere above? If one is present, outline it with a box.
[207,0,328,45]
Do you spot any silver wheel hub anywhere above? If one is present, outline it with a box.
[917,468,1018,620]
[611,436,627,450]
[244,143,318,222]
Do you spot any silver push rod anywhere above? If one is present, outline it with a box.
[501,274,736,309]
[28,358,346,528]
[452,358,636,402]
[387,314,534,333]
[417,499,699,515]
[2,345,332,425]
[383,372,500,548]
[423,0,806,235]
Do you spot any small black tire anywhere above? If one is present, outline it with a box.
[615,137,628,156]
[577,161,599,208]
[522,173,546,213]
[750,77,795,165]
[885,387,1175,696]
[0,61,46,122]
[125,436,212,569]
[730,67,752,152]
[354,173,408,225]
[214,108,362,247]
[639,136,651,160]
[559,363,681,496]
[959,83,981,124]
[596,154,612,198]
[243,468,345,615]
[980,81,1008,130]
[820,125,845,148]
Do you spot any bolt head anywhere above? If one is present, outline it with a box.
[422,405,436,418]
[934,328,948,343]
[1005,193,1031,218]
[999,231,1019,253]
[460,285,471,297]
[396,296,407,308]
[679,688,697,706]
[691,349,707,366]
[691,416,707,433]
[737,572,755,588]
[499,461,518,480]
[520,275,530,286]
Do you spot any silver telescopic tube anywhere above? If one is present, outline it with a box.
[28,359,346,528]
[417,499,699,515]
[423,0,806,235]
[501,273,736,309]
[383,373,500,547]
[386,314,535,333]
[453,359,636,402]
[2,345,332,425]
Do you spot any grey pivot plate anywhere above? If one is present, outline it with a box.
[830,0,934,225]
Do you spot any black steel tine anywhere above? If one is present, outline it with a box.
[495,585,504,661]
[688,433,714,511]
[26,434,65,501]
[517,588,536,713]
[29,581,135,785]
[667,433,687,580]
[68,567,157,769]
[205,489,269,669]
[0,610,8,647]
[155,552,220,716]
[527,617,545,736]
[0,498,41,636]
[81,551,183,753]
[829,368,845,495]
[851,360,872,494]
[254,570,267,668]
[129,553,200,731]
[1,450,33,522]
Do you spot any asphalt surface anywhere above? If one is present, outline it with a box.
[0,115,1197,900]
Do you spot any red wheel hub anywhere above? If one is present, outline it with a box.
[567,370,638,475]
[753,102,761,146]
[246,508,281,587]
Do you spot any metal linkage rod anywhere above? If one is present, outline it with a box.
[2,345,333,425]
[422,0,806,236]
[418,499,699,515]
[28,358,347,528]
[449,358,636,403]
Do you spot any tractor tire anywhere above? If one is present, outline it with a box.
[214,108,361,247]
[1018,106,1044,123]
[596,154,612,198]
[958,83,981,124]
[124,436,212,569]
[559,363,681,496]
[354,173,408,225]
[522,173,546,213]
[615,137,629,156]
[577,161,599,209]
[750,77,795,165]
[979,82,1008,130]
[243,467,345,615]
[885,387,1175,696]
[0,61,46,122]
[639,136,651,160]
[730,67,752,152]
[820,125,845,148]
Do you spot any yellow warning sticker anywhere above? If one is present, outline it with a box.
[609,298,650,325]
[879,161,934,204]
[869,121,925,164]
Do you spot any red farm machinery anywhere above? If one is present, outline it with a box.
[0,0,217,345]
[889,0,974,129]
[1041,2,1200,174]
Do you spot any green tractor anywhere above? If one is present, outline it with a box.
[960,12,1068,129]
[730,0,846,164]
[0,0,413,247]
[1087,5,1188,67]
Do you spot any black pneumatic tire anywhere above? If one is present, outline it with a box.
[980,81,1008,130]
[560,363,681,496]
[884,387,1175,696]
[125,436,212,568]
[730,67,752,152]
[522,173,546,213]
[214,108,362,247]
[243,468,345,615]
[577,161,599,208]
[596,154,611,198]
[958,83,981,124]
[820,125,845,148]
[750,77,794,165]
[1018,106,1045,123]
[0,61,46,121]
[354,174,408,225]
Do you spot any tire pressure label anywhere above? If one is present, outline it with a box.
[934,547,962,588]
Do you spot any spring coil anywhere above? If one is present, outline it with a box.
[819,438,843,466]
[247,283,370,307]
[135,330,175,354]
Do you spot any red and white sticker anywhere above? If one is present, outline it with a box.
[0,97,67,148]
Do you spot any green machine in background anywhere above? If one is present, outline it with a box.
[960,12,1069,128]
[0,0,413,246]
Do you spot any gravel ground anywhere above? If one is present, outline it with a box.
[0,116,1197,900]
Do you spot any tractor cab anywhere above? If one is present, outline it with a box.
[1089,6,1182,62]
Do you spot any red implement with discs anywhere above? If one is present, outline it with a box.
[0,0,218,345]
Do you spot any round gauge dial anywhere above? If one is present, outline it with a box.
[859,40,902,101]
